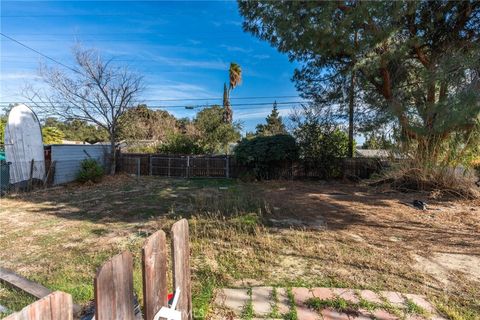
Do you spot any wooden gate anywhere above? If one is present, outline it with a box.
[4,219,192,320]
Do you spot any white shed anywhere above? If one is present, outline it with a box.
[48,144,110,185]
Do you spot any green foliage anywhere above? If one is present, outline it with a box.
[195,105,241,154]
[239,1,480,166]
[362,133,395,150]
[0,115,6,145]
[76,159,104,183]
[44,118,108,144]
[234,134,298,179]
[42,126,65,145]
[292,107,350,178]
[255,101,287,137]
[118,105,178,141]
[157,133,205,155]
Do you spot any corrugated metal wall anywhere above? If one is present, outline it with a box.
[51,145,109,185]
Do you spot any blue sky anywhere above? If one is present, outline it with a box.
[0,1,303,133]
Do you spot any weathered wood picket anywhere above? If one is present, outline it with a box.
[4,292,73,320]
[4,219,192,320]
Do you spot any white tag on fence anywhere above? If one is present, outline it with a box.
[153,287,182,320]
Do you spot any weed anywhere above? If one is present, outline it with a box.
[269,287,281,318]
[405,299,427,316]
[358,297,379,312]
[283,287,298,320]
[241,288,254,320]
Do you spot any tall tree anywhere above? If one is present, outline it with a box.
[27,46,144,174]
[223,62,242,123]
[43,118,108,144]
[255,101,288,136]
[42,127,65,145]
[239,1,480,166]
[118,104,178,142]
[195,105,242,154]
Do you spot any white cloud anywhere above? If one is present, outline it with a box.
[220,45,252,53]
[235,107,293,120]
[0,72,39,81]
[144,81,217,104]
[253,54,270,60]
[139,53,228,70]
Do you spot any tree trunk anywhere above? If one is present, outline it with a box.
[348,70,355,158]
[348,30,358,158]
[110,134,116,175]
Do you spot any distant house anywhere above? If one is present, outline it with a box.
[355,149,406,160]
[94,140,128,150]
[61,140,91,145]
[355,149,391,158]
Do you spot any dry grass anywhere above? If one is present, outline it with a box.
[375,161,480,199]
[0,175,479,319]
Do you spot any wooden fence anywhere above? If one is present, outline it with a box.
[4,219,192,320]
[117,152,386,180]
[118,153,232,178]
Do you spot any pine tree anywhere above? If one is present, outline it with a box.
[255,101,287,136]
[239,1,480,165]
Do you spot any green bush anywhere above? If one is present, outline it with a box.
[76,159,104,183]
[234,134,299,179]
[158,133,206,155]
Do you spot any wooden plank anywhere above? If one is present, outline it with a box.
[0,267,51,299]
[4,291,72,320]
[94,252,135,320]
[142,230,168,320]
[171,219,192,320]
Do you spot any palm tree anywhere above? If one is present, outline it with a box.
[229,62,242,92]
[223,62,242,123]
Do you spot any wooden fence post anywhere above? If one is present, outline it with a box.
[171,219,192,320]
[142,230,168,320]
[149,155,152,176]
[4,291,73,320]
[94,252,135,320]
[226,156,230,178]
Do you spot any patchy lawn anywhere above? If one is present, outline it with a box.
[0,175,479,319]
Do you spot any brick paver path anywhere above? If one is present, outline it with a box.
[212,287,447,319]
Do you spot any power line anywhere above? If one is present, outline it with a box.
[0,96,301,104]
[0,32,78,73]
[0,101,305,110]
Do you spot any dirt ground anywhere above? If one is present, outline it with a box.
[0,176,479,319]
[263,181,480,279]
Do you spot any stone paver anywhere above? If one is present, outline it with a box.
[403,293,435,313]
[381,291,406,307]
[311,287,335,300]
[353,309,376,320]
[370,309,399,319]
[320,308,350,320]
[332,288,360,304]
[292,287,320,320]
[276,288,291,315]
[251,287,272,317]
[213,287,442,320]
[214,288,250,315]
[358,290,383,304]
